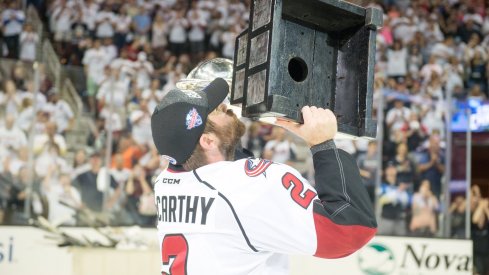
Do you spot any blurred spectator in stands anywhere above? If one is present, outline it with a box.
[471,185,489,275]
[417,135,445,199]
[114,6,132,51]
[452,84,467,100]
[33,122,67,156]
[125,163,155,226]
[73,152,116,214]
[45,89,74,134]
[1,0,25,59]
[443,56,463,95]
[0,79,21,116]
[357,141,378,204]
[221,25,239,59]
[403,112,427,152]
[431,36,454,65]
[133,6,151,43]
[42,164,81,226]
[151,12,168,54]
[168,10,189,57]
[420,55,443,83]
[263,127,297,164]
[82,39,110,115]
[468,84,487,100]
[115,134,144,169]
[52,0,73,55]
[0,114,27,157]
[19,23,39,62]
[409,179,439,237]
[246,122,266,159]
[386,99,410,142]
[188,2,207,61]
[467,51,488,95]
[142,79,164,112]
[386,40,408,79]
[458,17,482,44]
[71,149,90,180]
[408,46,423,78]
[391,142,415,192]
[134,52,154,90]
[130,99,152,146]
[4,165,44,224]
[102,38,117,62]
[378,162,410,236]
[450,195,466,238]
[95,4,116,39]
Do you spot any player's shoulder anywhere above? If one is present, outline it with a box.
[196,158,300,179]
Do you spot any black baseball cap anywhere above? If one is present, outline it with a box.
[151,78,229,165]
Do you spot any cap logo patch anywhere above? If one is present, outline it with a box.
[186,108,203,130]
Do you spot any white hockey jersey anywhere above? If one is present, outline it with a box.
[155,148,377,275]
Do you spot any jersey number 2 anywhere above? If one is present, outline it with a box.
[282,172,316,209]
[162,234,188,275]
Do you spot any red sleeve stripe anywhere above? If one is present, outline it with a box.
[313,212,377,259]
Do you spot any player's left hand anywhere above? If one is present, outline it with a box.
[275,106,337,147]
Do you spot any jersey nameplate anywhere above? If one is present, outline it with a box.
[155,188,218,232]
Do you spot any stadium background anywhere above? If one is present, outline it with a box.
[0,0,487,274]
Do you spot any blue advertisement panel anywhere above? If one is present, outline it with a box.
[452,100,489,132]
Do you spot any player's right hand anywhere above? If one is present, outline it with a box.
[276,106,337,147]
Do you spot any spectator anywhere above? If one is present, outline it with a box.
[386,40,408,78]
[125,164,155,226]
[0,79,21,116]
[246,121,267,159]
[0,114,27,156]
[187,3,208,61]
[450,195,466,238]
[71,149,90,180]
[263,127,297,164]
[73,152,116,213]
[1,1,25,59]
[33,122,67,156]
[378,162,410,236]
[132,6,152,43]
[45,89,74,134]
[391,142,415,190]
[130,99,152,146]
[386,99,411,142]
[471,186,489,275]
[42,165,81,226]
[357,141,379,204]
[95,4,116,39]
[168,10,189,57]
[19,23,39,62]
[134,51,154,90]
[409,179,439,236]
[114,6,132,51]
[51,0,74,53]
[82,39,110,115]
[151,12,168,53]
[417,135,445,199]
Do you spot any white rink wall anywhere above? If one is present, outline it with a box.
[0,227,472,275]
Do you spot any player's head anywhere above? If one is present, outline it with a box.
[151,78,245,170]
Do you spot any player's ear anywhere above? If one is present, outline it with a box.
[199,132,219,151]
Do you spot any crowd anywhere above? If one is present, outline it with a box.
[1,1,489,270]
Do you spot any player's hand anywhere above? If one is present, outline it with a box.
[276,106,337,147]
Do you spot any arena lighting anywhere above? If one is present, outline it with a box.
[231,0,382,138]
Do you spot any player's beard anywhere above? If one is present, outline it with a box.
[183,107,245,171]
